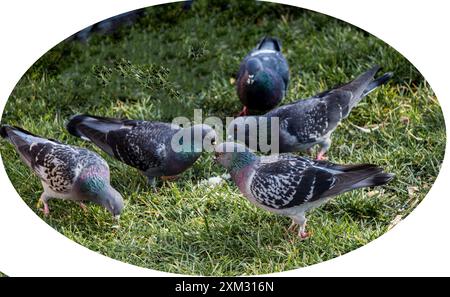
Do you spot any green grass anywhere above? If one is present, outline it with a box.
[0,272,7,277]
[0,1,445,275]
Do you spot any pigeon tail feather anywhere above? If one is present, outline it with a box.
[66,114,130,156]
[352,172,395,188]
[344,65,381,108]
[257,36,281,51]
[324,165,393,197]
[362,72,394,97]
[0,125,9,139]
[67,114,126,141]
[66,114,91,139]
[1,125,40,139]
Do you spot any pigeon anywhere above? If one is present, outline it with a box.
[228,65,393,159]
[66,114,218,185]
[71,9,145,42]
[236,36,289,116]
[214,142,394,239]
[0,125,124,218]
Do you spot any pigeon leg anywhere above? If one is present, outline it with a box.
[78,202,88,213]
[298,220,310,240]
[147,176,157,188]
[316,138,331,160]
[238,106,249,116]
[161,175,179,182]
[287,219,297,232]
[39,193,50,216]
[292,214,310,240]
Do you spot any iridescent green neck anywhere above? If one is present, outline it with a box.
[230,151,258,173]
[253,71,274,91]
[78,167,108,194]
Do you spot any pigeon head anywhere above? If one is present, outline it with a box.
[214,142,257,172]
[94,185,124,219]
[246,58,264,78]
[185,124,218,153]
[85,184,124,218]
[77,168,124,218]
[245,58,273,89]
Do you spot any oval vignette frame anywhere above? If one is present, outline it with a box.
[0,0,447,276]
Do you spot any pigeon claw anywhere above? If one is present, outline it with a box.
[42,202,50,217]
[79,202,88,213]
[299,231,310,240]
[316,152,327,161]
[238,106,249,116]
[38,197,50,216]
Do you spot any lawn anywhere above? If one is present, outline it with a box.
[0,0,445,276]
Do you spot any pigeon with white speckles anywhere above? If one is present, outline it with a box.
[66,114,218,185]
[214,142,394,239]
[0,125,124,218]
[236,36,290,116]
[228,65,393,159]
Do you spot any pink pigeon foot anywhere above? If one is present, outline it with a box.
[42,201,50,216]
[299,231,310,240]
[238,106,249,116]
[79,202,88,213]
[316,151,327,160]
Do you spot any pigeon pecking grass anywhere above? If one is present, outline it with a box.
[214,142,394,240]
[228,65,393,160]
[0,125,124,218]
[66,114,218,186]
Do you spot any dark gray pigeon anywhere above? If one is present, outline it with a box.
[215,142,394,239]
[66,115,218,185]
[71,9,145,42]
[0,125,124,218]
[236,36,290,115]
[228,65,393,159]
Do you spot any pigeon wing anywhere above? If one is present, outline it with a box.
[105,122,175,172]
[250,158,335,209]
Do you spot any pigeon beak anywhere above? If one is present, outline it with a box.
[114,215,120,222]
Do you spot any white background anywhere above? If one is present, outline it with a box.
[0,0,449,276]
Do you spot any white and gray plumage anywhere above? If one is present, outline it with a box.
[214,142,394,239]
[0,125,124,217]
[228,65,393,159]
[66,114,218,185]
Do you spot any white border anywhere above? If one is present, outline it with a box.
[0,0,449,276]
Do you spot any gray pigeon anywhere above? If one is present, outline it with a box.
[0,125,124,218]
[236,36,290,115]
[214,142,394,239]
[228,65,393,159]
[66,115,218,185]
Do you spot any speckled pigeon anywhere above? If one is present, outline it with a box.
[0,125,124,217]
[214,142,394,239]
[236,36,289,115]
[66,114,218,185]
[228,65,393,159]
